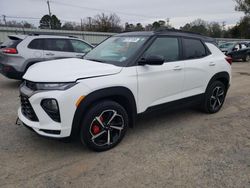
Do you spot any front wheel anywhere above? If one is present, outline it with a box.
[202,81,226,114]
[80,101,128,152]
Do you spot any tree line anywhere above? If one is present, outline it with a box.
[0,0,249,38]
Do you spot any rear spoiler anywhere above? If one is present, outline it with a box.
[8,35,27,40]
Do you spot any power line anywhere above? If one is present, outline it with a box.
[50,0,155,19]
[3,15,80,24]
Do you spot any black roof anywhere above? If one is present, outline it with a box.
[116,29,215,43]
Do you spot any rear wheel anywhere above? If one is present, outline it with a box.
[243,54,250,62]
[202,81,226,113]
[80,101,128,152]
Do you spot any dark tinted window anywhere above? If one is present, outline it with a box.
[143,37,180,62]
[183,38,207,59]
[70,40,92,53]
[44,39,73,52]
[28,39,44,50]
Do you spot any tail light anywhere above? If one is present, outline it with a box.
[225,56,232,65]
[2,48,18,54]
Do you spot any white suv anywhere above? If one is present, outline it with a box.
[0,35,93,80]
[18,31,232,151]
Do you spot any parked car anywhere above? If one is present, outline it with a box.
[227,44,250,62]
[18,30,231,151]
[0,35,93,80]
[219,42,248,55]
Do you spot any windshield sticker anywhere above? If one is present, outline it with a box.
[122,38,141,43]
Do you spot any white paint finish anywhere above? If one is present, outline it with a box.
[18,42,232,138]
[23,58,122,82]
[136,61,185,112]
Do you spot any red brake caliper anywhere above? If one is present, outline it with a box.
[92,125,100,135]
[92,116,103,135]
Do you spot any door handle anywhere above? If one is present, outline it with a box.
[45,52,55,56]
[173,66,182,71]
[209,62,216,66]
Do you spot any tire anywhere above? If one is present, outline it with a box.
[243,54,250,62]
[80,100,128,152]
[201,81,226,114]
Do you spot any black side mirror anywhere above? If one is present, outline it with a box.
[139,55,165,66]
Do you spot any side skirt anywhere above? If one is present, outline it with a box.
[139,94,204,116]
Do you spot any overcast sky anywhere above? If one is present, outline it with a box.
[0,0,244,28]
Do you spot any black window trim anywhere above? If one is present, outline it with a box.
[181,36,211,61]
[137,35,183,64]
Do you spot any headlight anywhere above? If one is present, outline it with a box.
[27,82,77,91]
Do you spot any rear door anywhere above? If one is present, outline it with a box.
[182,37,215,96]
[26,38,45,63]
[43,38,75,60]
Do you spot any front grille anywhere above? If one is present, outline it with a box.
[20,95,39,122]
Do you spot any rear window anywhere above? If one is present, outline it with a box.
[0,38,22,49]
[183,38,207,59]
[28,39,44,50]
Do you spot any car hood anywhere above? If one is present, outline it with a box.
[23,58,122,82]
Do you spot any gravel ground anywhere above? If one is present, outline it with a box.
[0,63,250,188]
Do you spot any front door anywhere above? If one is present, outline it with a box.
[136,36,184,112]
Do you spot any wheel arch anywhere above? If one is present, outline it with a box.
[24,60,41,72]
[206,72,230,92]
[70,86,137,138]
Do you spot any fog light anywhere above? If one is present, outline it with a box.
[41,99,61,122]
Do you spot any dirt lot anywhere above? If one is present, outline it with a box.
[0,63,250,188]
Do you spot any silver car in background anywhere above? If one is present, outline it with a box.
[0,35,93,80]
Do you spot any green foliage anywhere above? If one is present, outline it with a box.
[125,22,144,31]
[180,19,223,37]
[39,14,61,29]
[227,16,250,38]
[235,0,250,15]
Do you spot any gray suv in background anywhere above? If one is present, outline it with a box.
[0,35,93,80]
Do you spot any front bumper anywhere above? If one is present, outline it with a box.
[17,81,91,138]
[18,108,66,138]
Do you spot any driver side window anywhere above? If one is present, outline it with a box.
[143,37,180,62]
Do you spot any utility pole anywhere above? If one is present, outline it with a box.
[166,18,170,28]
[47,0,52,29]
[47,0,52,17]
[2,15,7,26]
[222,21,226,38]
[87,17,92,31]
[81,19,83,31]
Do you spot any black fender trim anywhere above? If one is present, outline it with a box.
[206,72,230,92]
[70,86,137,138]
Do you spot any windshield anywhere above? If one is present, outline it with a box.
[219,42,235,49]
[84,36,149,66]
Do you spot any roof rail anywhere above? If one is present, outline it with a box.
[27,32,79,38]
[154,28,204,36]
